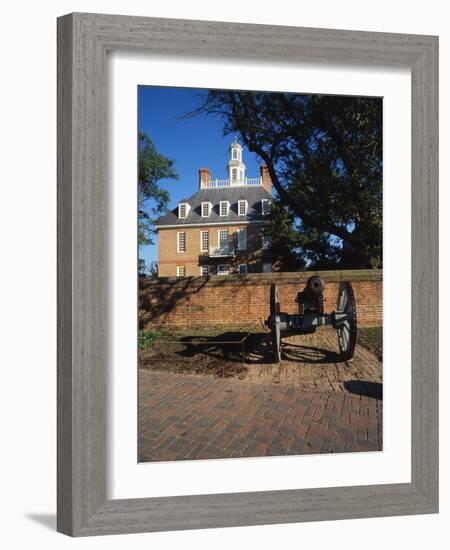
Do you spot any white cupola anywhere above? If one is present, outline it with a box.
[227,139,246,185]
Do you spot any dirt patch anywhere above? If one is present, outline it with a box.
[140,348,248,378]
[139,326,263,379]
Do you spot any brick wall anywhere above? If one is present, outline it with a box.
[139,269,382,329]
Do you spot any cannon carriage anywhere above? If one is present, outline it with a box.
[265,275,357,363]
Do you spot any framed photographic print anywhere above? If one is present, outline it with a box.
[57,13,438,536]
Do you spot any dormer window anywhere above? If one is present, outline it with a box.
[219,201,229,216]
[238,200,248,216]
[261,199,271,216]
[178,202,190,219]
[201,202,211,217]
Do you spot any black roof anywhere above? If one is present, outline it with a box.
[155,186,272,228]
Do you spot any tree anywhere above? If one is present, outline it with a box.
[138,259,158,279]
[263,202,305,271]
[191,92,382,268]
[139,132,178,246]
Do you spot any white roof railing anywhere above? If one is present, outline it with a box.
[202,177,262,189]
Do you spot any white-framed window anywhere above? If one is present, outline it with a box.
[178,202,189,219]
[238,264,248,274]
[238,200,248,216]
[263,263,272,273]
[177,231,186,253]
[217,264,230,275]
[262,234,271,250]
[200,230,209,253]
[177,265,186,277]
[200,265,209,277]
[232,149,238,160]
[261,199,271,216]
[219,201,229,216]
[237,228,247,250]
[231,168,237,182]
[201,202,211,217]
[218,229,229,248]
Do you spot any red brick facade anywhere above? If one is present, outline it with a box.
[157,224,272,277]
[139,269,382,329]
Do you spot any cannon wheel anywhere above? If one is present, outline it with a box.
[270,284,282,363]
[336,282,357,361]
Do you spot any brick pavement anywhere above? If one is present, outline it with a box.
[138,368,382,462]
[243,328,382,393]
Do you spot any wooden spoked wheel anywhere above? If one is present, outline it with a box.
[270,284,282,363]
[336,281,357,361]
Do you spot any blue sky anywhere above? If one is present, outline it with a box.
[138,86,262,265]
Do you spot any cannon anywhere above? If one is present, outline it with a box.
[265,275,357,363]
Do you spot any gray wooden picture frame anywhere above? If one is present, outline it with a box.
[57,12,438,537]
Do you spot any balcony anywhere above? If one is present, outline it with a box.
[209,244,235,258]
[201,177,262,189]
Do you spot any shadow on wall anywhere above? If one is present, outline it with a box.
[24,513,56,531]
[139,275,206,327]
[139,269,383,329]
[139,274,253,328]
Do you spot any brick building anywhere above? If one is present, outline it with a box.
[155,140,273,277]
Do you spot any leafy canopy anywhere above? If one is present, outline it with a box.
[193,91,382,268]
[138,132,178,246]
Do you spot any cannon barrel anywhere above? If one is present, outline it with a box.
[306,275,325,296]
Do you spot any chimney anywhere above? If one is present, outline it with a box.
[199,167,211,189]
[260,164,272,195]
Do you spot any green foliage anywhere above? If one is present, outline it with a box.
[139,133,178,246]
[138,259,158,279]
[357,327,383,361]
[193,92,382,269]
[145,261,158,279]
[263,202,305,271]
[139,330,160,350]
